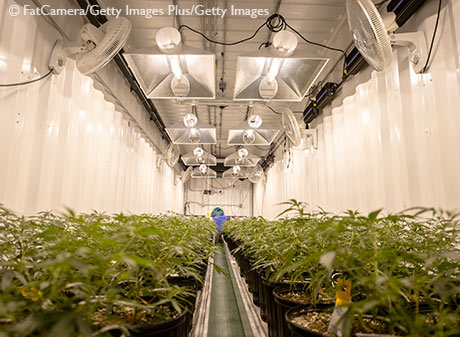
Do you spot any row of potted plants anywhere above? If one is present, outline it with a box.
[224,200,460,337]
[0,205,216,337]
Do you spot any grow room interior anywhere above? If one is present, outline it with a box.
[0,0,459,336]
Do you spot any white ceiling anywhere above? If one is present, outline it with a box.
[100,0,349,159]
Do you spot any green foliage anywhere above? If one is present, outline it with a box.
[0,205,216,336]
[224,200,460,336]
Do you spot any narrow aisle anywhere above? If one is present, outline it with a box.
[207,243,252,337]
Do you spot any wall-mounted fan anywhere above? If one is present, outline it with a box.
[248,164,265,184]
[166,143,180,168]
[49,17,132,75]
[281,107,302,147]
[346,0,427,73]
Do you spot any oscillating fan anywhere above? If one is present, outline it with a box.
[248,164,265,184]
[49,17,132,75]
[281,107,302,147]
[346,0,427,73]
[181,167,193,184]
[166,143,180,168]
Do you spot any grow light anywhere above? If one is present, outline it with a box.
[182,150,217,166]
[227,120,280,146]
[191,166,217,179]
[124,27,215,99]
[222,167,248,179]
[233,31,328,101]
[224,151,260,167]
[166,119,217,144]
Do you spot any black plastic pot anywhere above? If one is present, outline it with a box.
[286,306,396,337]
[249,267,261,307]
[285,306,332,337]
[263,281,289,337]
[273,286,333,337]
[110,308,188,337]
[256,271,267,321]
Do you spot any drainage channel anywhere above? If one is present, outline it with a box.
[192,242,266,337]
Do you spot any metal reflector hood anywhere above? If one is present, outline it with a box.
[234,48,328,101]
[181,151,217,166]
[165,119,217,144]
[227,121,280,145]
[224,151,260,167]
[191,167,217,179]
[124,45,215,99]
[222,168,248,179]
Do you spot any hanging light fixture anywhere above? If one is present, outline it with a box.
[166,106,216,144]
[191,165,217,178]
[183,113,198,128]
[224,150,261,167]
[237,147,249,158]
[247,114,263,128]
[124,27,216,99]
[182,148,217,166]
[193,146,204,157]
[228,106,279,146]
[222,165,248,179]
[233,30,328,101]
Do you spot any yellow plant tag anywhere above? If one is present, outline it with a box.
[335,278,351,306]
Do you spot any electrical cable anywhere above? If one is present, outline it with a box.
[0,69,53,87]
[422,0,442,73]
[283,21,345,54]
[258,42,271,49]
[265,104,282,115]
[179,14,344,55]
[179,21,267,46]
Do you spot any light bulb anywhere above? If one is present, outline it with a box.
[199,164,208,174]
[236,157,244,164]
[156,27,181,51]
[188,128,201,143]
[197,156,205,164]
[248,114,263,129]
[238,148,249,158]
[193,147,204,157]
[243,129,256,145]
[169,55,183,80]
[259,76,278,99]
[171,76,190,97]
[272,30,298,56]
[183,113,197,128]
[232,165,241,176]
[267,58,283,82]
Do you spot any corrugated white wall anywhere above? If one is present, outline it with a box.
[0,0,183,215]
[185,178,252,217]
[255,0,460,219]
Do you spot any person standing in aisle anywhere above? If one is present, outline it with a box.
[211,207,227,243]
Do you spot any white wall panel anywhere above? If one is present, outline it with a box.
[0,0,183,215]
[185,178,252,217]
[255,0,460,219]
